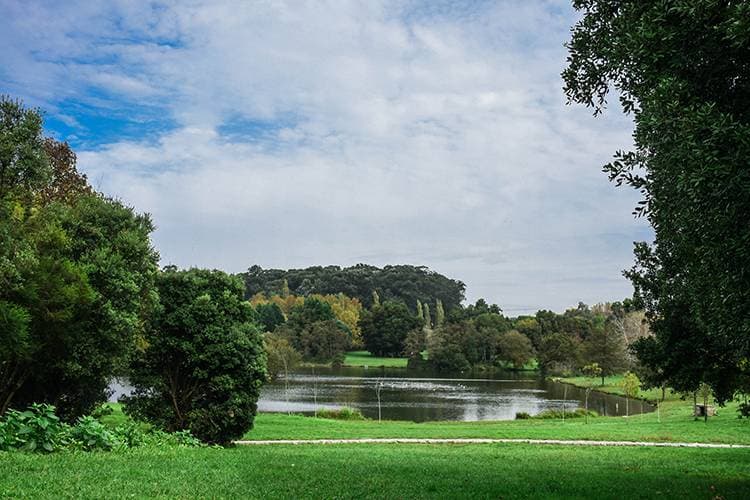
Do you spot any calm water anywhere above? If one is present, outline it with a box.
[259,366,654,422]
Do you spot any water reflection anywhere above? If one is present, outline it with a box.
[258,366,654,422]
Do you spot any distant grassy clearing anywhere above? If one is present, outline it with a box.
[343,350,408,368]
[2,443,748,498]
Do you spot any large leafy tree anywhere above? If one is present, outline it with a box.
[123,268,266,444]
[359,301,422,357]
[563,1,750,402]
[0,97,159,418]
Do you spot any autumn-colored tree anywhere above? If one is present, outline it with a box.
[39,139,93,205]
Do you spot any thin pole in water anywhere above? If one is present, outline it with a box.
[562,385,567,423]
[312,366,317,417]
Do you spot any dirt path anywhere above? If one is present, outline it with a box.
[234,438,749,449]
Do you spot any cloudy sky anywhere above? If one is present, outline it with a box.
[1,0,651,314]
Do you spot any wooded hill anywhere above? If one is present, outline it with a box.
[242,264,465,312]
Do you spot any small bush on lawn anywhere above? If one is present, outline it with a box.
[112,422,146,448]
[0,404,202,452]
[534,408,598,419]
[0,403,67,452]
[315,407,366,420]
[515,412,531,420]
[738,402,750,419]
[70,416,117,451]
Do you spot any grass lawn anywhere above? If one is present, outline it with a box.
[343,350,409,368]
[249,398,750,444]
[2,442,749,498]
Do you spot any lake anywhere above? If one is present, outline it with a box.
[258,366,654,422]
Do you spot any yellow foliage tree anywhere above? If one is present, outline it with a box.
[249,292,363,348]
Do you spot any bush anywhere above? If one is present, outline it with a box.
[143,429,203,448]
[314,407,366,420]
[515,412,531,420]
[123,268,267,445]
[534,408,598,419]
[0,403,68,452]
[70,416,117,451]
[112,422,146,448]
[738,402,750,419]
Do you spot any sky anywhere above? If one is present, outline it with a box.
[0,0,651,314]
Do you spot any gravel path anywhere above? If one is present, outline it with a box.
[234,438,749,449]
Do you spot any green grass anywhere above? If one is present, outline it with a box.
[1,443,748,498]
[343,350,409,368]
[247,397,750,444]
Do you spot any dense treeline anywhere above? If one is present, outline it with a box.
[564,1,750,403]
[242,264,465,312]
[0,97,267,444]
[0,98,160,419]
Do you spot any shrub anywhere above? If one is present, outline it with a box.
[112,422,146,448]
[314,407,366,420]
[738,402,750,419]
[70,416,117,451]
[143,428,203,448]
[515,412,531,420]
[123,268,267,445]
[0,403,68,452]
[533,408,598,419]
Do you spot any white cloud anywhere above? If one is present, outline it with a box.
[2,0,650,313]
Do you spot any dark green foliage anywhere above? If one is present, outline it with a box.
[564,1,750,403]
[537,333,581,374]
[123,268,267,445]
[70,416,116,451]
[0,403,66,452]
[515,412,531,420]
[495,330,535,369]
[243,264,465,312]
[446,298,503,324]
[299,319,351,365]
[0,98,159,419]
[738,402,750,419]
[1,196,159,419]
[427,323,472,372]
[0,97,50,199]
[255,302,285,332]
[286,296,335,333]
[581,325,627,383]
[359,301,422,357]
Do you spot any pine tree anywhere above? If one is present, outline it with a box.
[371,290,380,307]
[435,299,445,328]
[416,300,424,320]
[281,278,290,298]
[423,303,432,329]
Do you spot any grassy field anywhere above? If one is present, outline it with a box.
[4,397,750,498]
[2,442,749,498]
[245,375,750,444]
[248,398,750,444]
[343,350,409,368]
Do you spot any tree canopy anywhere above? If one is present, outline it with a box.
[243,264,465,312]
[123,268,266,444]
[563,0,750,402]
